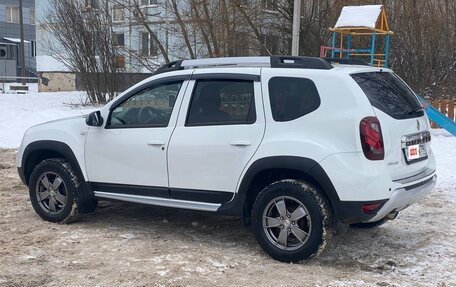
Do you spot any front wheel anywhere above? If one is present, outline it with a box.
[29,159,79,223]
[251,179,333,262]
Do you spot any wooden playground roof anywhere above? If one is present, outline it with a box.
[330,5,393,35]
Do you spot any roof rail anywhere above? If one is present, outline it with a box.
[153,60,183,75]
[153,56,334,74]
[324,57,370,66]
[270,56,333,70]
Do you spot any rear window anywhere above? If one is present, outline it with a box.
[351,72,424,120]
[269,77,320,122]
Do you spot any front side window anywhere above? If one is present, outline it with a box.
[109,81,183,128]
[187,80,256,126]
[269,77,321,122]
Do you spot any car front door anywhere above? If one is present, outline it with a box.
[85,77,189,197]
[167,71,265,204]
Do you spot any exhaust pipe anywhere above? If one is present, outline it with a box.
[385,211,398,221]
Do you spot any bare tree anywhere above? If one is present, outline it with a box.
[42,0,118,104]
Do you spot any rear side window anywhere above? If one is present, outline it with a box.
[269,77,321,122]
[186,80,256,126]
[351,72,424,120]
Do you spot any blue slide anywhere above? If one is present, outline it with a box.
[417,96,456,137]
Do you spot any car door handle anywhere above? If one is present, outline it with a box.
[230,141,251,146]
[147,140,166,146]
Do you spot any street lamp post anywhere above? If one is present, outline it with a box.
[19,0,26,85]
[291,0,301,56]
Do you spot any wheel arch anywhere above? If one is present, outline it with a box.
[20,140,97,214]
[20,140,85,186]
[217,156,341,222]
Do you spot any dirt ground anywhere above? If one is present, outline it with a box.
[0,148,455,287]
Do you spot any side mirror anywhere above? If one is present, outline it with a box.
[86,111,104,127]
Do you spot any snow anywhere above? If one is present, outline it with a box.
[0,91,454,285]
[335,5,383,29]
[3,37,31,44]
[0,83,38,94]
[36,55,72,73]
[0,90,95,148]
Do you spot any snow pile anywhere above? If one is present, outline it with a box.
[0,91,95,148]
[1,83,38,94]
[335,5,383,29]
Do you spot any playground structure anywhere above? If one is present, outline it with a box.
[323,5,456,136]
[321,5,393,67]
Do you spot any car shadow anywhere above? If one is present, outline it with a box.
[77,200,430,270]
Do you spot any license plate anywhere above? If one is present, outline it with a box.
[405,144,428,163]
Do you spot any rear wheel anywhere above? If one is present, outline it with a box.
[29,159,80,223]
[251,179,333,262]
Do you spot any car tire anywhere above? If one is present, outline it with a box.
[29,159,81,223]
[350,218,387,228]
[251,179,333,262]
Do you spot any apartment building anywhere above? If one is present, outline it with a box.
[0,0,36,78]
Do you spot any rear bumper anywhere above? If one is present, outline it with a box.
[367,174,436,222]
[333,170,436,224]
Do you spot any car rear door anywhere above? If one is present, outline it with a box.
[351,71,433,180]
[167,69,265,203]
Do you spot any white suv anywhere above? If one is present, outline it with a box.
[16,56,436,262]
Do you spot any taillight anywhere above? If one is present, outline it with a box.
[360,117,384,160]
[362,202,385,214]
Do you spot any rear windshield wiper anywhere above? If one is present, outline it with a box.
[407,107,424,115]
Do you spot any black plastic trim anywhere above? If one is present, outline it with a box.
[20,140,97,214]
[170,188,233,204]
[21,141,85,185]
[270,56,333,70]
[91,182,169,198]
[191,73,260,82]
[152,60,184,75]
[216,156,383,224]
[17,167,26,185]
[90,182,233,204]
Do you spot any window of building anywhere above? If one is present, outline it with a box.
[141,0,159,6]
[269,77,321,122]
[113,5,125,21]
[30,9,35,25]
[261,33,279,55]
[85,0,100,9]
[141,32,158,57]
[262,0,276,11]
[186,80,256,126]
[115,33,125,47]
[6,6,20,23]
[108,81,183,128]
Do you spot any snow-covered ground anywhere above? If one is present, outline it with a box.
[0,90,455,285]
[0,89,95,148]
